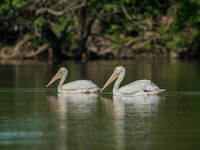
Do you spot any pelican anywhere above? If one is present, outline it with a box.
[46,67,100,94]
[100,66,165,96]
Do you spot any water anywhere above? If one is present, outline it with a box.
[1,59,200,150]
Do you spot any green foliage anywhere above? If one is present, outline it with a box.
[175,36,188,47]
[192,29,200,42]
[103,4,115,12]
[54,18,69,35]
[1,0,200,59]
[114,43,122,51]
[12,0,25,9]
[160,0,200,51]
[27,41,36,49]
[144,42,151,51]
[34,17,47,27]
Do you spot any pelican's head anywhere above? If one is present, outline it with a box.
[114,66,126,74]
[46,67,68,88]
[100,66,126,93]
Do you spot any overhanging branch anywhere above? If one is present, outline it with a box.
[0,34,30,59]
[35,3,86,16]
[24,43,50,58]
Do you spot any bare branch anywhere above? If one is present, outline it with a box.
[124,31,159,48]
[91,34,122,45]
[121,4,135,24]
[35,3,86,16]
[35,26,42,37]
[155,0,162,7]
[0,34,30,59]
[97,6,137,21]
[24,43,50,58]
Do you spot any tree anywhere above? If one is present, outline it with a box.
[0,0,200,60]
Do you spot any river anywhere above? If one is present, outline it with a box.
[0,59,200,150]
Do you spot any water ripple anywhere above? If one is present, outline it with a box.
[0,88,55,93]
[161,91,200,96]
[0,131,44,139]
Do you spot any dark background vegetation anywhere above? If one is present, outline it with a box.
[0,0,200,60]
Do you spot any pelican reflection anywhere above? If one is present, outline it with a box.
[100,95,164,118]
[46,93,99,118]
[45,93,99,150]
[113,95,164,118]
[100,95,165,150]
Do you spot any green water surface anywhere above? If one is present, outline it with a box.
[1,59,200,150]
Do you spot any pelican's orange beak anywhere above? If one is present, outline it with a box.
[46,70,63,88]
[100,70,120,93]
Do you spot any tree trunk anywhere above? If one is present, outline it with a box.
[75,3,87,60]
[42,26,62,60]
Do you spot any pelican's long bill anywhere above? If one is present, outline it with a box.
[46,69,64,88]
[100,71,120,93]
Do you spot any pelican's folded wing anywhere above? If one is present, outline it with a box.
[61,80,100,93]
[119,79,163,94]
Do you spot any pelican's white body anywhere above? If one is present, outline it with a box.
[101,66,165,96]
[117,79,165,96]
[58,80,99,94]
[46,67,99,94]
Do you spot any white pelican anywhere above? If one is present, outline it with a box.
[46,67,100,94]
[100,66,165,96]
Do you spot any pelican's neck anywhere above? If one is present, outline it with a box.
[113,73,125,95]
[58,72,68,92]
